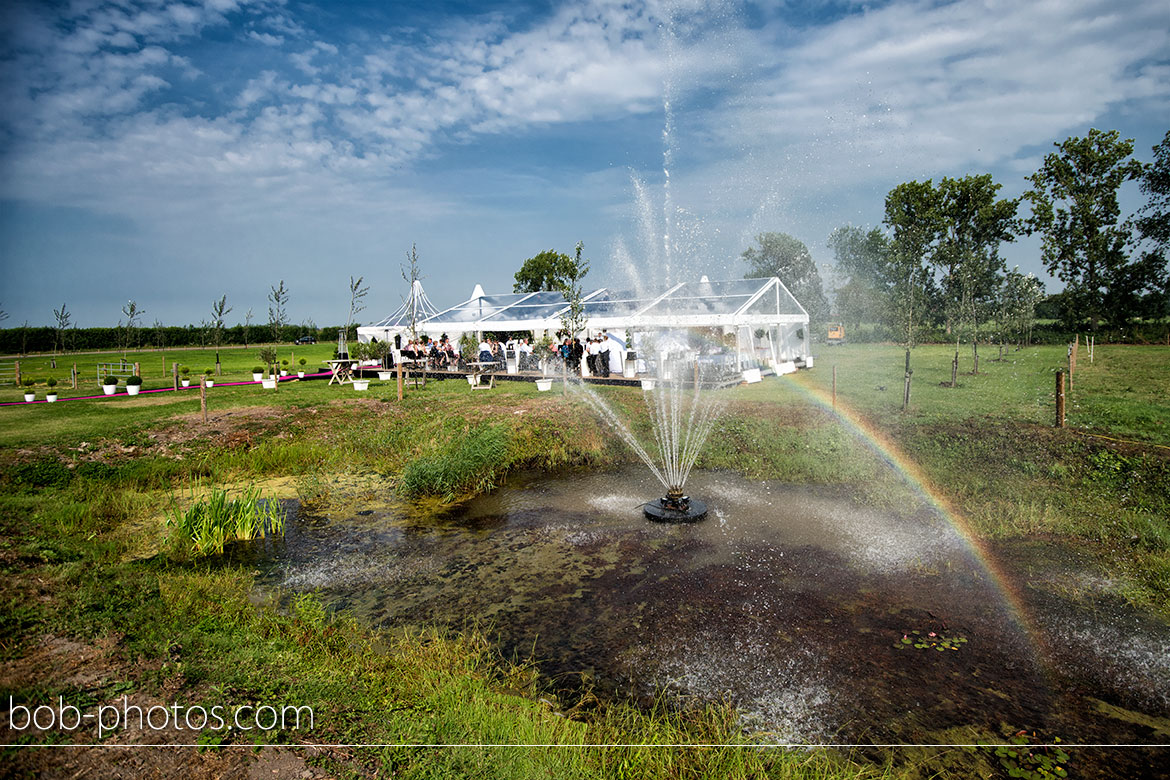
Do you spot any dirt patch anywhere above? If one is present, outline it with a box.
[1,634,340,780]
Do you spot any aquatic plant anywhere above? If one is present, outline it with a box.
[166,485,285,556]
[893,629,968,651]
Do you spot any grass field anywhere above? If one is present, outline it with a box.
[0,341,1167,778]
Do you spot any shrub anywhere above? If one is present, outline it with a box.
[102,376,118,386]
[47,378,57,389]
[22,377,34,388]
[298,358,307,367]
[126,375,143,386]
[180,366,190,376]
[398,423,509,501]
[252,366,264,374]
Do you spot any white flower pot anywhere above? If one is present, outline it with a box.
[353,380,369,391]
[46,393,57,403]
[127,385,141,395]
[23,392,34,402]
[103,385,117,395]
[205,379,214,388]
[252,373,263,381]
[181,379,190,387]
[262,378,277,389]
[741,368,762,384]
[378,371,393,381]
[640,379,655,391]
[281,370,288,376]
[298,371,305,378]
[536,379,552,392]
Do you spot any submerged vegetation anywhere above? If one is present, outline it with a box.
[0,343,1167,777]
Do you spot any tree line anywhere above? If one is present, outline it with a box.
[741,128,1169,354]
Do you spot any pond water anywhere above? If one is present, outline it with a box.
[244,466,1169,774]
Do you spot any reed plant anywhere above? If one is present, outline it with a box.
[165,485,285,556]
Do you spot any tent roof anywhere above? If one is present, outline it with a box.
[358,276,807,337]
[370,279,440,328]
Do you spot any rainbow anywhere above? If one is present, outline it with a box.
[783,370,1039,641]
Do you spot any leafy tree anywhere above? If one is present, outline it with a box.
[210,295,231,349]
[741,232,829,325]
[827,226,892,332]
[883,182,940,355]
[1137,129,1170,251]
[514,249,578,293]
[243,308,254,348]
[557,242,591,340]
[52,302,71,353]
[1024,129,1148,331]
[119,300,144,354]
[997,268,1045,347]
[346,276,369,333]
[932,174,1018,370]
[268,281,289,343]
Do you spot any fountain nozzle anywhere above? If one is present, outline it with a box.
[645,486,707,523]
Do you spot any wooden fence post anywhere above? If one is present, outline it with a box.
[72,363,78,390]
[902,369,912,411]
[133,362,140,378]
[200,376,208,423]
[14,361,19,386]
[951,351,959,388]
[172,362,179,391]
[1055,370,1065,428]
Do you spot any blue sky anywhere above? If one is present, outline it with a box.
[1,0,1167,327]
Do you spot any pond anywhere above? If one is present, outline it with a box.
[243,466,1169,772]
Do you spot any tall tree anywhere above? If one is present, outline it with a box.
[1024,129,1147,331]
[514,249,578,293]
[52,302,71,353]
[346,276,369,337]
[210,295,231,349]
[268,281,289,343]
[1134,130,1170,321]
[883,181,940,356]
[557,242,591,340]
[932,174,1018,371]
[119,300,144,355]
[741,232,829,325]
[827,225,892,332]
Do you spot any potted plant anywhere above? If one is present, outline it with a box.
[262,375,277,389]
[102,376,118,395]
[535,378,553,392]
[203,368,214,388]
[280,359,289,377]
[252,365,264,382]
[353,378,370,391]
[126,375,143,396]
[180,366,191,387]
[46,378,58,402]
[297,357,307,378]
[22,377,35,402]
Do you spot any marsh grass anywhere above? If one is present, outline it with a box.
[165,485,286,556]
[398,422,510,501]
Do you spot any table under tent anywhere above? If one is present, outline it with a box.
[356,276,811,378]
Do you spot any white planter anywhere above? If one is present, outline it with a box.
[353,380,369,391]
[127,385,141,395]
[205,380,214,388]
[181,379,190,387]
[103,385,117,395]
[742,368,762,384]
[378,371,393,380]
[23,392,34,402]
[46,393,57,403]
[252,372,263,381]
[536,379,552,392]
[298,371,305,378]
[262,378,277,389]
[640,379,655,391]
[280,370,288,376]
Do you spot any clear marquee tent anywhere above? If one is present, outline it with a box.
[357,276,810,369]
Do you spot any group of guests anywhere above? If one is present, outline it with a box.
[552,331,623,376]
[477,337,539,370]
[400,335,459,369]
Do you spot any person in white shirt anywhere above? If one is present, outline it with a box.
[477,339,491,363]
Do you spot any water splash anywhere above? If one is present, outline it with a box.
[566,352,725,496]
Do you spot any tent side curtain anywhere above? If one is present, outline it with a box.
[358,277,807,341]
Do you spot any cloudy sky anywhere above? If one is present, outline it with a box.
[1,0,1166,327]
